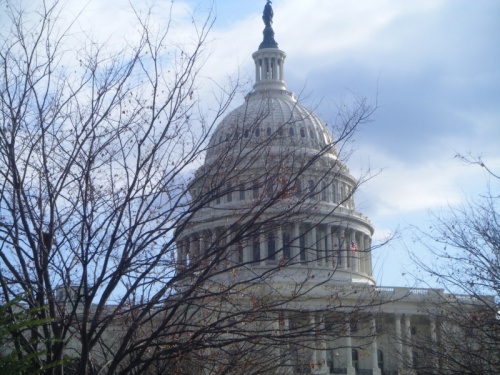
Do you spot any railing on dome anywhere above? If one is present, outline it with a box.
[374,286,444,300]
[331,206,371,223]
[319,284,482,302]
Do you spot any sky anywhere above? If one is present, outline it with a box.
[9,0,499,288]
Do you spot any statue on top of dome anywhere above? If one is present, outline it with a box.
[259,0,278,49]
[263,1,273,27]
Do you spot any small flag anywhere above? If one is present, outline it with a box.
[350,241,357,252]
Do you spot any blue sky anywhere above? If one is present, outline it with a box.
[51,0,500,287]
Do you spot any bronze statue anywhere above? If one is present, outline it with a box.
[263,0,273,27]
[259,0,278,49]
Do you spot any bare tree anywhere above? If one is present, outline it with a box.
[408,155,500,375]
[0,1,380,374]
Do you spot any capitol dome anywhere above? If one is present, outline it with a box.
[205,89,335,166]
[177,3,375,288]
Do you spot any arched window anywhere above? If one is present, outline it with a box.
[300,127,305,137]
[254,127,260,137]
[267,127,272,136]
[267,233,276,261]
[289,127,295,136]
[244,130,249,138]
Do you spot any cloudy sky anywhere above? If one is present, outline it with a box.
[23,0,499,287]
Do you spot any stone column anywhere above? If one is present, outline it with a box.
[430,317,439,370]
[292,224,300,264]
[363,235,370,275]
[223,230,232,267]
[259,233,266,266]
[198,234,204,261]
[356,234,363,274]
[283,314,291,370]
[363,236,369,274]
[332,232,340,268]
[311,226,319,265]
[366,236,373,276]
[325,227,332,267]
[230,230,239,266]
[272,57,277,79]
[310,314,317,366]
[371,319,381,375]
[316,314,328,375]
[207,229,214,262]
[394,314,404,370]
[345,322,355,375]
[404,314,413,367]
[243,233,251,264]
[340,231,348,269]
[277,227,283,261]
[177,239,185,270]
[190,235,197,262]
[202,232,208,260]
[272,314,281,368]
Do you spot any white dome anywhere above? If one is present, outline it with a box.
[205,89,335,166]
[179,40,375,287]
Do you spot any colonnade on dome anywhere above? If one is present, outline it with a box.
[253,48,287,91]
[177,222,373,279]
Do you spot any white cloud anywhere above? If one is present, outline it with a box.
[354,147,490,218]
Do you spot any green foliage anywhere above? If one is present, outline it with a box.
[0,296,59,375]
